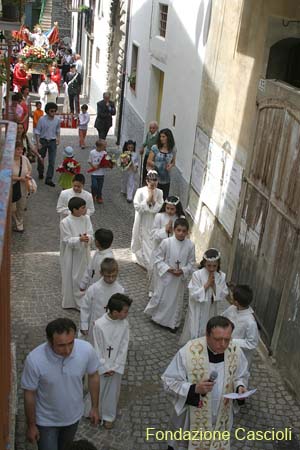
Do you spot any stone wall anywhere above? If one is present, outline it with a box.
[52,0,71,39]
[121,99,145,149]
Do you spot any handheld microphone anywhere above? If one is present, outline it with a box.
[200,370,218,397]
[208,370,218,383]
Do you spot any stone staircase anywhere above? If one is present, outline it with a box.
[40,0,52,31]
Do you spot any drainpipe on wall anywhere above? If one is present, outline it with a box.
[116,0,132,145]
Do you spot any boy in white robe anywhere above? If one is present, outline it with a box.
[222,284,259,367]
[56,173,95,220]
[144,218,195,332]
[85,293,132,429]
[60,197,93,309]
[80,258,124,345]
[162,316,249,450]
[180,248,229,345]
[80,228,114,291]
[131,170,164,270]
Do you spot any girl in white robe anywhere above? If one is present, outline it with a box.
[144,218,195,331]
[80,258,124,345]
[131,170,164,270]
[84,293,132,429]
[60,197,93,309]
[180,248,229,344]
[120,140,139,202]
[149,196,185,296]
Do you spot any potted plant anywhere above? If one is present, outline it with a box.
[1,0,21,21]
[128,70,136,90]
[78,5,90,12]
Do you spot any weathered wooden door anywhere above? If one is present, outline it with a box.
[232,98,300,347]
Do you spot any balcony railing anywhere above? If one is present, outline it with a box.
[0,119,17,450]
[64,0,82,12]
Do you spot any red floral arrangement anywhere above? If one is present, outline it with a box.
[20,46,56,64]
[56,157,80,175]
[87,153,116,173]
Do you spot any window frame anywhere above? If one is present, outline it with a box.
[159,3,168,38]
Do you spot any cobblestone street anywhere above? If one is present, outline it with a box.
[11,125,300,450]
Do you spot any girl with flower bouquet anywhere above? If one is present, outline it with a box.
[118,140,139,203]
[56,146,81,189]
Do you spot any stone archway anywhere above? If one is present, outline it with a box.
[107,0,128,133]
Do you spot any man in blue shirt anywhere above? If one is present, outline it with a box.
[34,102,61,187]
[22,318,100,450]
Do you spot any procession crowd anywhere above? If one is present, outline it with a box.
[11,87,260,450]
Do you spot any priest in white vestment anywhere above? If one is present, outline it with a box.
[162,316,249,450]
[80,258,124,344]
[222,284,259,367]
[144,218,195,331]
[56,174,95,220]
[180,249,229,345]
[84,293,132,429]
[38,74,58,110]
[60,197,94,309]
[131,170,164,270]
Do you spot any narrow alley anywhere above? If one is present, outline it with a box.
[10,125,300,450]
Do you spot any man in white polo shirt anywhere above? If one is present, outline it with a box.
[21,318,100,450]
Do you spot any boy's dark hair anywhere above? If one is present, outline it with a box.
[12,93,22,102]
[15,141,23,148]
[21,85,29,93]
[35,100,42,106]
[68,196,86,212]
[45,102,58,113]
[233,284,253,308]
[206,316,234,335]
[72,173,85,184]
[81,104,88,110]
[64,440,97,450]
[107,293,132,313]
[46,318,76,342]
[95,228,113,249]
[174,217,189,231]
[100,257,118,274]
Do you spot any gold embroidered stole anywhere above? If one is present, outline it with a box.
[186,337,239,450]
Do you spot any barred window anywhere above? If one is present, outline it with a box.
[96,47,100,66]
[159,4,168,38]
